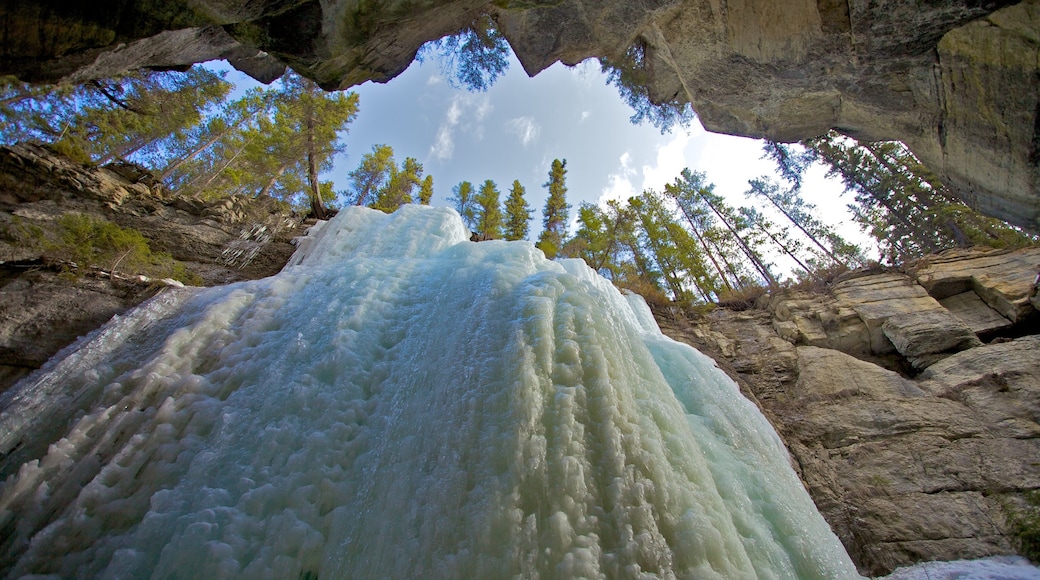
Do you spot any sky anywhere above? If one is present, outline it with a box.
[221,49,874,269]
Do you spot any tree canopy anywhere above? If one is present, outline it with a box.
[537,159,570,258]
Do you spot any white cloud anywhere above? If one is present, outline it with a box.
[446,99,462,125]
[580,111,591,122]
[429,98,463,161]
[640,130,693,193]
[506,116,541,147]
[429,94,492,160]
[597,151,638,205]
[475,97,493,122]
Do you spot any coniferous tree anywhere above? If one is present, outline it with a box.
[348,144,395,206]
[418,175,434,205]
[474,179,503,239]
[788,132,1036,263]
[420,14,510,91]
[537,159,570,258]
[628,190,712,302]
[667,169,778,288]
[373,157,423,213]
[157,88,275,185]
[280,73,359,217]
[739,206,815,280]
[745,176,865,270]
[0,69,231,166]
[503,180,532,241]
[449,181,478,230]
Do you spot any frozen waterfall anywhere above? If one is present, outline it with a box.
[0,205,861,578]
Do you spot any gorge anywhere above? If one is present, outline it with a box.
[1,0,1040,577]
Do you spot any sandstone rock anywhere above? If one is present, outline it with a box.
[880,310,981,369]
[655,260,1040,574]
[767,291,871,355]
[794,346,924,401]
[939,291,1013,336]
[915,247,1040,323]
[833,273,948,355]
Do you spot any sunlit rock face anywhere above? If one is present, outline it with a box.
[1,0,1037,232]
[0,206,861,578]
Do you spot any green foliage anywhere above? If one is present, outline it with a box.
[347,144,396,206]
[418,175,434,205]
[600,40,695,133]
[449,181,478,230]
[1,69,234,170]
[0,215,46,250]
[373,156,424,213]
[503,180,531,241]
[345,144,425,214]
[1003,491,1040,562]
[537,159,570,258]
[419,14,510,92]
[744,176,867,272]
[474,179,503,239]
[800,132,1038,263]
[49,214,198,284]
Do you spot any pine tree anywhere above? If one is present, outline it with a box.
[745,176,865,270]
[418,175,434,205]
[473,179,503,239]
[348,144,395,206]
[449,181,478,229]
[503,180,531,241]
[537,159,570,258]
[3,69,232,166]
[420,14,510,91]
[628,190,711,302]
[157,88,275,185]
[803,132,1036,262]
[373,157,423,213]
[669,168,778,288]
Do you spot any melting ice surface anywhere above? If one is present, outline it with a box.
[0,205,862,578]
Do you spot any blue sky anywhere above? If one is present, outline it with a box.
[222,50,872,264]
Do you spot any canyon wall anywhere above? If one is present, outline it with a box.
[0,144,307,391]
[1,146,1039,574]
[1,0,1037,232]
[656,247,1040,575]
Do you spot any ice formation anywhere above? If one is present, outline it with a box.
[0,205,862,578]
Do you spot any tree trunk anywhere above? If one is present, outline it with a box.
[672,199,735,293]
[696,190,779,287]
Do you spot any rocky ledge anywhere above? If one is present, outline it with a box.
[0,143,308,392]
[656,247,1040,575]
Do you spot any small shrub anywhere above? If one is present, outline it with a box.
[716,284,768,311]
[1003,490,1040,562]
[50,213,199,284]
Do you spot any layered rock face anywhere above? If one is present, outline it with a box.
[1,0,1037,232]
[0,144,307,392]
[657,247,1040,575]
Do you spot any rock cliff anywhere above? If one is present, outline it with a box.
[655,247,1040,575]
[1,0,1037,232]
[0,143,307,391]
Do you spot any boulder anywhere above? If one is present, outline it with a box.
[880,310,981,369]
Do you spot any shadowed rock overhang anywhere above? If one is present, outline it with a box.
[1,0,1037,233]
